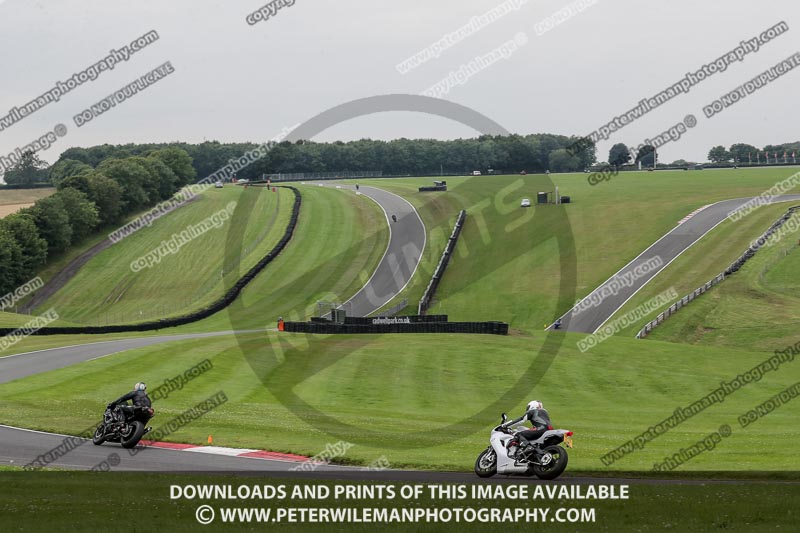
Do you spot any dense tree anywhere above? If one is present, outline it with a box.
[51,135,599,179]
[0,226,24,295]
[728,143,759,164]
[0,213,48,276]
[49,159,93,186]
[635,145,656,167]
[609,143,632,168]
[29,195,72,254]
[85,172,124,226]
[56,188,100,242]
[708,145,731,163]
[97,158,155,210]
[3,151,49,186]
[149,147,197,185]
[548,149,582,172]
[58,173,91,195]
[125,157,163,204]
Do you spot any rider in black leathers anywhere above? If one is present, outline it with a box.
[107,382,152,424]
[503,400,551,451]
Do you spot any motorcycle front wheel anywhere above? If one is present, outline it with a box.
[92,424,106,445]
[120,421,146,449]
[474,447,497,478]
[531,445,568,480]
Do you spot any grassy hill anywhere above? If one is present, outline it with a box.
[3,169,800,476]
[359,167,800,333]
[28,186,292,325]
[643,207,800,350]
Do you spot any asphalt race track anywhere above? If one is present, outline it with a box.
[0,184,428,474]
[557,194,800,333]
[318,184,426,316]
[2,190,798,477]
[0,331,259,385]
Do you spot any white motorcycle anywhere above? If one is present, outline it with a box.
[474,413,573,480]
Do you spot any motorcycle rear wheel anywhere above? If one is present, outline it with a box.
[474,447,497,478]
[532,445,568,480]
[92,424,106,445]
[121,421,146,449]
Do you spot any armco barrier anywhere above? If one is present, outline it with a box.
[0,187,302,337]
[636,205,800,339]
[283,320,508,335]
[418,210,466,315]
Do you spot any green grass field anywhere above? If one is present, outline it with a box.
[1,330,797,474]
[2,169,800,477]
[642,209,800,350]
[356,168,800,333]
[31,186,292,325]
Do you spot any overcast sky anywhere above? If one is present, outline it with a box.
[1,0,798,178]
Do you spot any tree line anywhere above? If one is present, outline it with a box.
[0,148,196,298]
[4,134,598,188]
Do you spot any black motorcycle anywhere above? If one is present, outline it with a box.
[92,405,154,449]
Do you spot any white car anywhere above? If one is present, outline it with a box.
[521,198,531,208]
[214,181,224,188]
[472,170,482,176]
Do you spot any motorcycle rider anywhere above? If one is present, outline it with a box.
[503,400,551,454]
[107,382,151,425]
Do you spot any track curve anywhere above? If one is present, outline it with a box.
[3,191,796,479]
[557,195,800,333]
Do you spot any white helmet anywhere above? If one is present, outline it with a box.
[527,400,543,411]
[134,382,147,391]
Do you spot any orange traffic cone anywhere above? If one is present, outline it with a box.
[207,435,213,445]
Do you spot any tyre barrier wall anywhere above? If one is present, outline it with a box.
[418,210,467,315]
[636,205,800,339]
[283,321,509,335]
[0,186,303,337]
[342,315,448,325]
